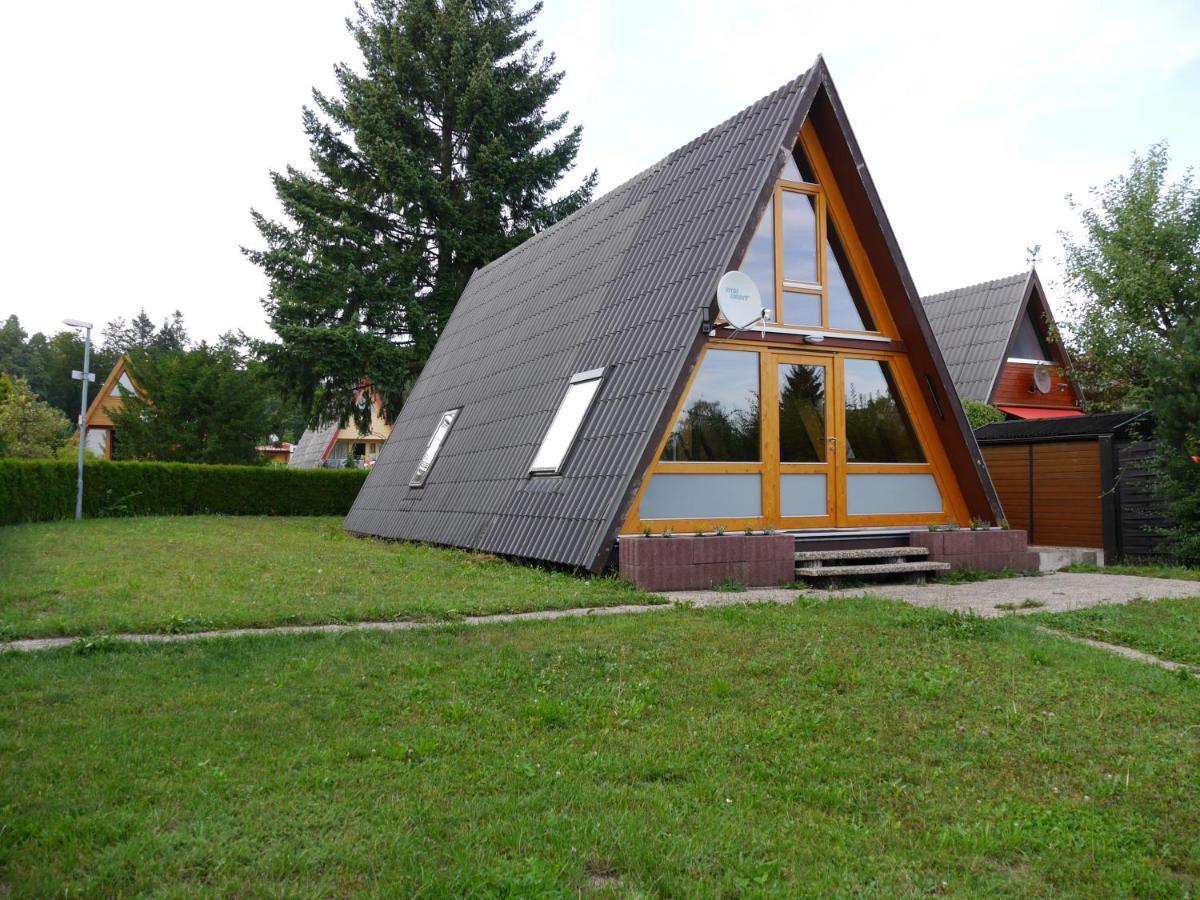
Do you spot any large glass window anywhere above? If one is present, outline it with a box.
[662,350,760,462]
[843,359,925,463]
[781,191,818,285]
[778,363,826,462]
[737,138,878,334]
[739,197,775,313]
[827,218,874,332]
[409,408,460,487]
[530,369,605,474]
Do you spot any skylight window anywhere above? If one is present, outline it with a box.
[530,368,605,475]
[409,408,460,487]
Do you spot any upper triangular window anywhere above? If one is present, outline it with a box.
[826,216,874,332]
[780,145,818,185]
[1009,306,1054,362]
[111,372,137,398]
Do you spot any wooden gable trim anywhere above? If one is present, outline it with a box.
[803,63,1002,522]
[588,71,827,573]
[987,270,1085,408]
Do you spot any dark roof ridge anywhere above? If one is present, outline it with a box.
[922,269,1030,302]
[468,68,813,278]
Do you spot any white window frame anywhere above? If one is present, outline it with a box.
[529,368,605,475]
[409,408,461,488]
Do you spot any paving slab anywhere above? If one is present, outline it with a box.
[668,572,1200,618]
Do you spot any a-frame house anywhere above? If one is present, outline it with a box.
[345,58,1004,574]
[78,354,145,459]
[922,269,1084,419]
[290,385,391,469]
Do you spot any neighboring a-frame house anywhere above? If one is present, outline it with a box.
[344,58,1006,575]
[921,270,1084,419]
[289,386,391,469]
[79,355,145,460]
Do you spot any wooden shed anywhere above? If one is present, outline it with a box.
[973,411,1165,560]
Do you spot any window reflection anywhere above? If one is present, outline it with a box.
[843,359,925,463]
[739,196,774,312]
[662,350,760,462]
[778,364,825,462]
[827,218,874,331]
[781,191,817,284]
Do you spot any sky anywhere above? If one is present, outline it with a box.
[2,0,1198,345]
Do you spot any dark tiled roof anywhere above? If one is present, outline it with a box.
[975,410,1150,442]
[921,271,1030,402]
[289,422,337,468]
[344,69,816,569]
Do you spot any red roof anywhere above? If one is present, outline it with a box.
[997,405,1085,420]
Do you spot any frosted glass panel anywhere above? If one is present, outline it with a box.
[781,474,826,517]
[847,474,942,515]
[640,474,761,520]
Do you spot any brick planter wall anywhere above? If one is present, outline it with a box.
[618,534,795,591]
[909,528,1040,573]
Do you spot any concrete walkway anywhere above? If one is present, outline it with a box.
[670,572,1200,619]
[1,572,1196,654]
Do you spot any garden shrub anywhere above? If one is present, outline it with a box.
[0,459,367,525]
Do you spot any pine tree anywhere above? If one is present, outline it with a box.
[245,0,595,430]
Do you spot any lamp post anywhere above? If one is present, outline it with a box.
[64,318,94,520]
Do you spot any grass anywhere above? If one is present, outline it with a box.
[932,566,1033,585]
[1065,562,1200,582]
[3,599,1200,895]
[0,517,657,639]
[1033,596,1200,668]
[995,598,1046,612]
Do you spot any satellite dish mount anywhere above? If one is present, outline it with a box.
[715,271,772,338]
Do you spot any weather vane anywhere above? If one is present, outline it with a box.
[1026,243,1041,266]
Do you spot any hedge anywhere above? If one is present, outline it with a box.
[0,459,368,525]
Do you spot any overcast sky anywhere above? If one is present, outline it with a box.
[2,0,1198,345]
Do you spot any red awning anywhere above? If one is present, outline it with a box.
[997,406,1085,420]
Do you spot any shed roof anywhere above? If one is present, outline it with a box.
[344,58,999,570]
[975,410,1149,443]
[920,272,1032,402]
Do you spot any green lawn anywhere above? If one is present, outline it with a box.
[3,599,1199,896]
[1034,596,1200,668]
[1065,562,1200,581]
[0,517,654,639]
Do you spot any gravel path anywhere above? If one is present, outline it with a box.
[1,573,1196,654]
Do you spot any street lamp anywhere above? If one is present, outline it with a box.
[64,318,94,520]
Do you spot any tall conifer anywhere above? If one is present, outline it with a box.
[246,0,595,428]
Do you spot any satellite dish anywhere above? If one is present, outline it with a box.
[716,271,764,330]
[1032,366,1053,394]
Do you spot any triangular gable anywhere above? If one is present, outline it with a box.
[82,355,146,429]
[923,269,1081,407]
[290,385,390,468]
[345,58,1000,570]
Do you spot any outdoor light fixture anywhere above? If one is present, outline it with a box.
[63,318,95,521]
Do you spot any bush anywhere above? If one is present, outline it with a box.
[962,399,1006,430]
[0,459,367,525]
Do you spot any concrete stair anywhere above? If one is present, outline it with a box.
[794,545,950,585]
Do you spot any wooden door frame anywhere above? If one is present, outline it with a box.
[620,340,970,534]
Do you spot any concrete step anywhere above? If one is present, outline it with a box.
[795,546,929,562]
[794,560,951,578]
